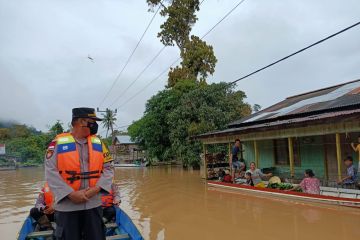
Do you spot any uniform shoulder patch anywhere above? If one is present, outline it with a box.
[47,140,56,150]
[102,142,113,163]
[46,140,56,159]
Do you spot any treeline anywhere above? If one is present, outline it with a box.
[0,121,64,166]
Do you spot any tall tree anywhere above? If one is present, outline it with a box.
[102,109,117,138]
[49,120,64,136]
[147,0,217,87]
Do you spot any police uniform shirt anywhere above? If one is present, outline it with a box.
[45,137,114,212]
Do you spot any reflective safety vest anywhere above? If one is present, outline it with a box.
[43,182,54,207]
[56,133,104,191]
[101,190,114,207]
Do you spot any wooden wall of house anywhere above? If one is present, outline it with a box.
[242,133,360,183]
[243,140,274,169]
[295,136,325,179]
[243,137,327,180]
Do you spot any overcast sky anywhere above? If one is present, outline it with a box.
[1,0,359,135]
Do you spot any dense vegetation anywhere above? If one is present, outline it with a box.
[128,80,251,167]
[0,121,64,166]
[128,1,253,167]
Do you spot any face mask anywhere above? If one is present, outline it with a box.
[86,121,98,135]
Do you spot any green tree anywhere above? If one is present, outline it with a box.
[49,120,64,136]
[253,104,262,112]
[128,81,251,166]
[168,82,251,167]
[147,0,217,87]
[102,109,117,138]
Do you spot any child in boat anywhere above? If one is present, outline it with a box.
[102,182,121,223]
[29,182,54,230]
[245,172,254,186]
[338,156,357,188]
[292,169,320,194]
[223,170,232,183]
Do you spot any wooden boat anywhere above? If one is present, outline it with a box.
[114,163,144,168]
[17,206,143,240]
[208,181,360,208]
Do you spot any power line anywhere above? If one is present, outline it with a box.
[98,5,161,107]
[120,19,360,108]
[117,0,247,109]
[109,46,167,107]
[229,20,360,85]
[109,0,208,107]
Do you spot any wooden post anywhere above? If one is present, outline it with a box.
[322,135,329,181]
[254,140,259,167]
[229,142,234,182]
[203,144,208,180]
[288,137,295,178]
[336,133,342,181]
[228,142,231,164]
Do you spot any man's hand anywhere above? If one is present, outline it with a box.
[68,189,89,204]
[43,206,55,215]
[113,199,121,206]
[85,186,101,199]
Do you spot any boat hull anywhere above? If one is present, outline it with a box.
[208,181,360,208]
[17,206,143,240]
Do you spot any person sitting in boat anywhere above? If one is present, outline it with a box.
[289,169,320,194]
[337,156,357,188]
[222,170,232,183]
[245,162,272,186]
[29,182,54,230]
[245,172,254,186]
[102,182,121,223]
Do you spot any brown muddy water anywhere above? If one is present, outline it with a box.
[0,167,359,240]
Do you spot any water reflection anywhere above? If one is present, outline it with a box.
[0,167,359,239]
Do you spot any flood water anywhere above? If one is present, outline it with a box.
[0,167,359,240]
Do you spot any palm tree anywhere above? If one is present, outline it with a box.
[101,109,117,138]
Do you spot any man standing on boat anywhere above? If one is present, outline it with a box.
[230,139,245,181]
[45,107,114,240]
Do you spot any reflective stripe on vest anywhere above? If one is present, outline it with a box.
[101,190,114,207]
[56,133,104,191]
[43,182,54,207]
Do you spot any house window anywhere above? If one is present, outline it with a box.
[274,138,300,166]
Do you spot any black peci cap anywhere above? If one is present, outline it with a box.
[72,107,102,121]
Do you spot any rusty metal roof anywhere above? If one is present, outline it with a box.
[197,79,360,139]
[229,79,360,128]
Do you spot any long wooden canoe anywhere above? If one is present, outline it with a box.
[208,181,360,208]
[17,206,143,240]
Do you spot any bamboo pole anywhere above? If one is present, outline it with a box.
[288,137,295,178]
[254,140,259,167]
[336,133,342,181]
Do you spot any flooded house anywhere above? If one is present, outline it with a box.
[112,135,144,164]
[198,79,360,186]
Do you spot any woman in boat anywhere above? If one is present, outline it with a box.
[291,169,320,194]
[245,162,272,186]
